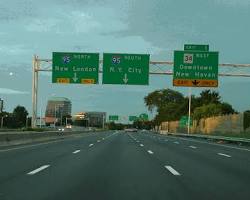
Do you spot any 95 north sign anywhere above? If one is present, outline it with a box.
[173,51,219,87]
[52,52,99,84]
[102,53,150,85]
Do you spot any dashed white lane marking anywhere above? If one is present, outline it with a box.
[72,150,81,154]
[140,144,144,147]
[218,153,231,158]
[102,138,105,140]
[165,139,168,142]
[97,140,101,143]
[89,144,94,147]
[174,141,180,144]
[27,165,50,175]
[189,146,197,149]
[147,150,154,154]
[165,166,181,176]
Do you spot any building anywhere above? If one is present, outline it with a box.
[45,97,72,125]
[73,112,106,128]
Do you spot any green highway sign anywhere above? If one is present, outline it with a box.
[102,53,150,85]
[52,52,99,84]
[179,116,192,128]
[173,50,219,87]
[184,44,209,52]
[129,116,138,121]
[139,113,149,121]
[109,115,119,121]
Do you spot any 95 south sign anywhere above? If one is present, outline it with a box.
[102,53,150,85]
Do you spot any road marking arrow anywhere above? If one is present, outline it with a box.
[72,73,78,82]
[123,73,128,84]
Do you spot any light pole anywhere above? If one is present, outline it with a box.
[1,115,8,129]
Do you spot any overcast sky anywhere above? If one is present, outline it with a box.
[0,0,250,119]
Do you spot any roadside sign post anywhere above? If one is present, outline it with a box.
[188,88,192,134]
[174,46,218,133]
[102,53,150,85]
[52,52,99,84]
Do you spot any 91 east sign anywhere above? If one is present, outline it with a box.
[173,51,219,87]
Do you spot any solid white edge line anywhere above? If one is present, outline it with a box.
[168,135,250,152]
[147,150,154,154]
[165,165,181,176]
[73,150,80,154]
[27,165,50,175]
[218,153,231,158]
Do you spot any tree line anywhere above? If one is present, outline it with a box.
[144,89,236,126]
[0,105,29,128]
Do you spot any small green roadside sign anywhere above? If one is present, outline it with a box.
[129,116,138,121]
[179,116,192,128]
[139,113,149,121]
[109,115,119,121]
[173,50,219,87]
[184,44,209,52]
[102,53,150,85]
[52,52,99,84]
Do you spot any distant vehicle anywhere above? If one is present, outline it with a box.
[124,128,138,132]
[58,128,65,131]
[65,124,72,129]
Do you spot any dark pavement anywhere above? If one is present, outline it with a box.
[0,130,249,200]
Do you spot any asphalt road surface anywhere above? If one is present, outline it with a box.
[0,130,249,200]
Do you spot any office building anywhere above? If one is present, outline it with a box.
[45,97,71,125]
[73,111,106,128]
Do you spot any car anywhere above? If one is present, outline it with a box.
[124,128,138,132]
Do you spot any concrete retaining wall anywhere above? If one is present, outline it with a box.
[161,114,244,134]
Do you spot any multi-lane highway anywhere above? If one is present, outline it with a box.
[0,130,249,200]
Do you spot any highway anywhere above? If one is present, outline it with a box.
[0,130,249,200]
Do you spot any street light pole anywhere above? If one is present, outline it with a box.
[1,116,3,129]
[1,115,7,129]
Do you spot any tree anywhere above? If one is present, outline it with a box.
[199,90,221,105]
[144,89,185,125]
[193,103,223,121]
[220,102,236,115]
[144,89,184,112]
[12,105,28,128]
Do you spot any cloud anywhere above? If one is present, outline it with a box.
[0,88,29,95]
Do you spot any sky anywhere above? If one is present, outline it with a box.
[0,0,250,120]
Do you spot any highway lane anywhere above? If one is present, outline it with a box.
[0,131,114,185]
[0,130,249,200]
[132,131,250,199]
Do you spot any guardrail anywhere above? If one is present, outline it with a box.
[0,129,106,146]
[159,131,250,145]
